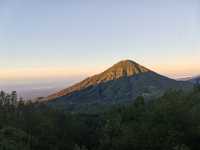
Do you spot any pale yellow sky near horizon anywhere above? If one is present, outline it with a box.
[0,62,199,81]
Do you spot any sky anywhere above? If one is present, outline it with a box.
[0,0,200,88]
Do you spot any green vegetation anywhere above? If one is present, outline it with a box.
[0,88,200,150]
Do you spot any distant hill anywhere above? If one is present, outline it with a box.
[178,75,200,84]
[188,76,200,84]
[177,77,194,81]
[44,60,193,111]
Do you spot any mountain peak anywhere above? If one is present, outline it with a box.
[115,59,137,64]
[104,59,151,78]
[46,59,152,100]
[112,60,139,68]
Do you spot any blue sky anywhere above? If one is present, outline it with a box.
[0,0,200,82]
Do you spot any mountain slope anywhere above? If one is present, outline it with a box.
[45,60,193,110]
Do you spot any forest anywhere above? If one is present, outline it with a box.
[0,84,200,150]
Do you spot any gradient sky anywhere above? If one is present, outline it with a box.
[0,0,200,84]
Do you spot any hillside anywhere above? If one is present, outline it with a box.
[1,87,200,150]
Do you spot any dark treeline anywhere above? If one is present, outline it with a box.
[0,85,200,150]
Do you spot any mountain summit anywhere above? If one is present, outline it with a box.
[47,60,151,100]
[100,59,151,79]
[45,59,192,111]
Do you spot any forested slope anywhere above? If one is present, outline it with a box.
[0,85,200,150]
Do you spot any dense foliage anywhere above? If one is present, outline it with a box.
[0,86,200,150]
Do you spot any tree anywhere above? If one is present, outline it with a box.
[134,96,145,108]
[194,79,200,92]
[0,127,30,150]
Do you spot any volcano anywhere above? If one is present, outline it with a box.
[44,60,192,111]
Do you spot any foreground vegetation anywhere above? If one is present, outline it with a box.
[0,85,200,150]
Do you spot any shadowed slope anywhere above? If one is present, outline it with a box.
[47,72,192,111]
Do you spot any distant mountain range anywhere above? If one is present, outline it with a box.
[43,60,193,111]
[178,75,200,84]
[188,76,200,84]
